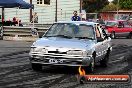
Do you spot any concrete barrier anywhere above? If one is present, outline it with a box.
[23,23,52,37]
[23,23,52,28]
[2,23,52,41]
[3,26,40,41]
[37,27,49,37]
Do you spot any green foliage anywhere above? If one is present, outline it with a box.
[83,0,132,12]
[112,0,132,10]
[82,0,109,13]
[102,3,117,11]
[112,0,118,4]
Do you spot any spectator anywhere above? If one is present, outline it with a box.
[13,17,16,22]
[19,20,23,27]
[96,16,105,24]
[71,11,81,21]
[12,17,17,26]
[31,12,38,23]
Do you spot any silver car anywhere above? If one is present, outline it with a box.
[29,21,112,72]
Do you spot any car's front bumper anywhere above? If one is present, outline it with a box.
[29,55,92,66]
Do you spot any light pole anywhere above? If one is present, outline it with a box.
[80,0,83,21]
[30,0,32,22]
[117,0,119,20]
[80,0,82,13]
[2,8,4,22]
[2,8,4,26]
[55,0,57,22]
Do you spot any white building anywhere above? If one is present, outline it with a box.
[0,0,80,24]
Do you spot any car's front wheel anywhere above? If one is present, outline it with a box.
[127,32,132,39]
[100,50,110,67]
[31,63,42,71]
[84,57,95,73]
[0,36,3,40]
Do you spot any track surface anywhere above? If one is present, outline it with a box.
[0,39,132,88]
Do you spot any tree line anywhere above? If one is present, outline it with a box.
[82,0,132,13]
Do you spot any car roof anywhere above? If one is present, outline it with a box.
[54,21,99,26]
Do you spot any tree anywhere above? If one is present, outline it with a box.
[82,0,109,13]
[112,0,132,10]
[112,0,118,4]
[102,3,117,11]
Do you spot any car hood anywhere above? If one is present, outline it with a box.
[32,37,95,51]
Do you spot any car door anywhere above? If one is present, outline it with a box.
[95,25,106,62]
[115,21,129,37]
[121,22,132,37]
[98,26,108,56]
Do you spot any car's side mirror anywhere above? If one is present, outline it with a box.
[97,37,104,42]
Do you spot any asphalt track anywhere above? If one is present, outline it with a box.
[0,39,132,88]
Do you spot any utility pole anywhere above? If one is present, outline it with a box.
[30,0,32,22]
[2,8,4,22]
[80,0,83,21]
[2,8,4,26]
[80,0,82,13]
[117,0,119,20]
[55,0,57,22]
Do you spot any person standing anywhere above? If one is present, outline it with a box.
[71,11,81,21]
[31,12,38,23]
[12,17,17,26]
[96,16,105,24]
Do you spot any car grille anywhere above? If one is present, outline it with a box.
[48,51,67,54]
[30,51,83,58]
[31,57,82,65]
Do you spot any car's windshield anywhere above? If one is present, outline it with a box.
[106,21,117,26]
[44,23,95,39]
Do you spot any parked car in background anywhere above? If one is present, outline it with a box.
[105,20,132,38]
[120,15,132,26]
[29,21,112,73]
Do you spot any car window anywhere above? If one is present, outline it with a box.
[100,25,108,37]
[63,24,74,36]
[97,26,105,39]
[123,21,131,28]
[118,22,124,28]
[45,23,64,36]
[44,23,95,39]
[96,27,101,38]
[75,24,95,39]
[106,21,117,26]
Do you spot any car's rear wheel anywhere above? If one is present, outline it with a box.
[31,63,42,71]
[110,32,115,39]
[127,32,132,39]
[100,50,110,67]
[0,36,3,40]
[88,58,95,72]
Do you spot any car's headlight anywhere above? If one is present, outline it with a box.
[30,47,48,53]
[41,48,48,53]
[67,50,87,56]
[30,47,35,52]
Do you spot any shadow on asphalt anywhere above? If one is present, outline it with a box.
[32,64,107,75]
